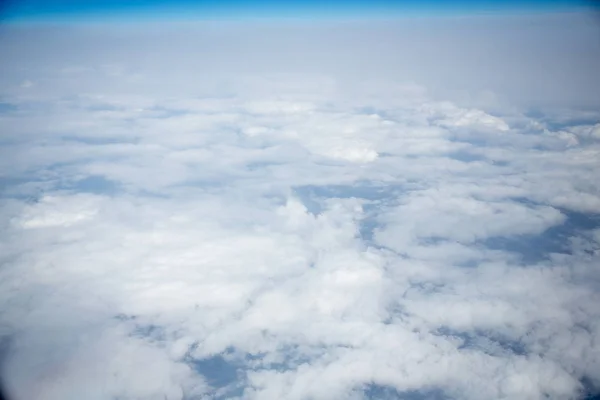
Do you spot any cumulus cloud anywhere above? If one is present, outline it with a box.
[1,13,600,400]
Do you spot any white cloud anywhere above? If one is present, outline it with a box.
[15,195,100,229]
[374,188,566,249]
[1,15,600,400]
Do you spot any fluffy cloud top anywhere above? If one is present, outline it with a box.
[1,13,600,400]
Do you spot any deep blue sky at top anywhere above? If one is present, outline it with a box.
[0,0,595,22]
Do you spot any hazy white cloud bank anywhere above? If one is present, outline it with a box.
[1,13,600,400]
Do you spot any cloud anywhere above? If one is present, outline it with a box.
[375,189,566,248]
[1,14,600,400]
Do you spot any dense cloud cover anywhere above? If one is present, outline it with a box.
[0,13,600,400]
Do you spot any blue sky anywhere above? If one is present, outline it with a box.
[1,0,594,21]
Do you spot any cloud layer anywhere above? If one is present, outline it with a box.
[1,14,600,400]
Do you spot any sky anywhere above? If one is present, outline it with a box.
[0,0,596,21]
[1,1,600,400]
